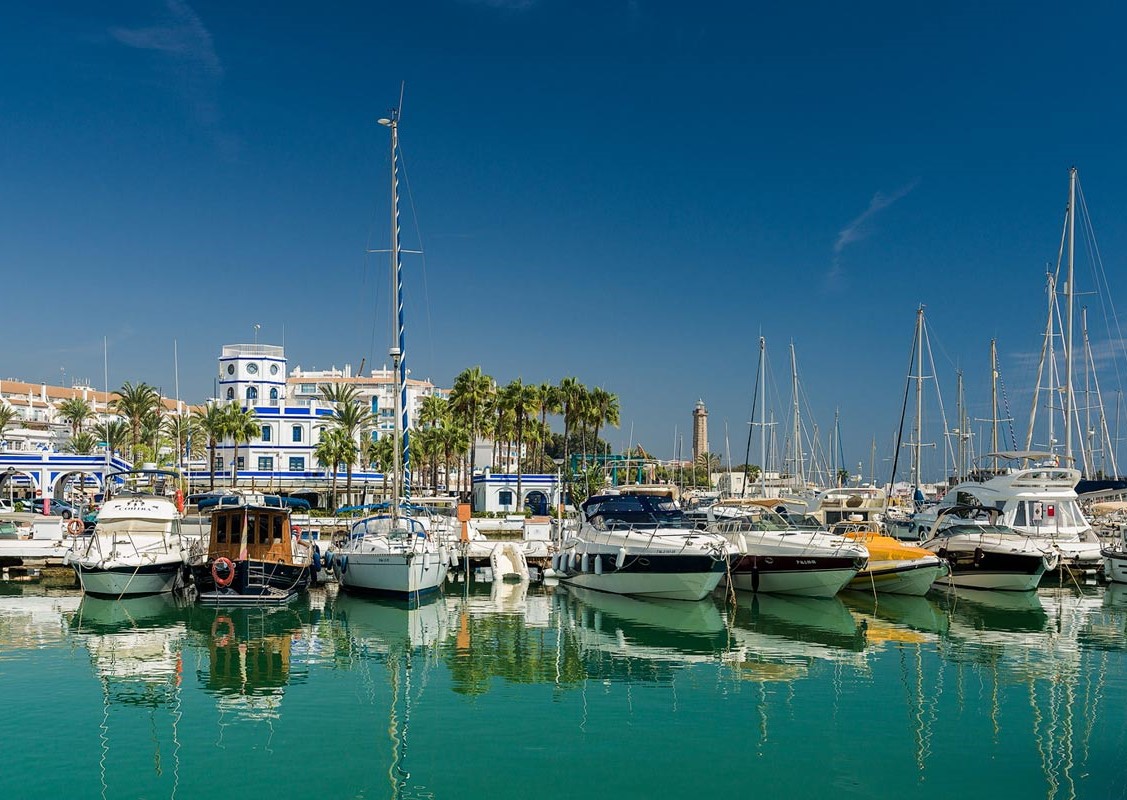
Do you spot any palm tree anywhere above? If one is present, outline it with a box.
[413,426,442,493]
[370,435,395,502]
[57,397,94,438]
[192,403,228,490]
[557,377,584,479]
[536,382,562,467]
[319,383,360,407]
[418,394,450,429]
[111,382,161,463]
[0,405,19,442]
[449,367,495,501]
[330,400,374,506]
[314,428,351,510]
[67,431,99,455]
[223,403,261,486]
[93,419,129,459]
[438,423,469,495]
[502,379,540,511]
[589,387,620,461]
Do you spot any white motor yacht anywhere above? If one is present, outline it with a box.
[899,451,1102,572]
[69,470,192,598]
[920,505,1055,591]
[554,492,735,602]
[707,504,868,598]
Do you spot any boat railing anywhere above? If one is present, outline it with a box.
[583,518,726,554]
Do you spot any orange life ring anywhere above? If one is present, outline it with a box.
[210,615,235,647]
[211,556,236,588]
[66,519,83,535]
[174,489,185,514]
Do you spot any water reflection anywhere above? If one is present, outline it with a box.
[193,604,309,721]
[0,578,1125,800]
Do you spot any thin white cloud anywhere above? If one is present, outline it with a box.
[110,0,222,78]
[828,180,918,284]
[109,1,234,156]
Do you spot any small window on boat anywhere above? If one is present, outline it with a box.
[273,515,283,543]
[216,515,228,543]
[1014,502,1027,526]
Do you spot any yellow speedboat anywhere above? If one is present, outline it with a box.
[832,522,946,596]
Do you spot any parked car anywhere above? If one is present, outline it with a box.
[0,499,13,513]
[20,499,76,519]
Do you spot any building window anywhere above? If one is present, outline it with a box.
[371,396,379,413]
[246,386,258,401]
[261,425,272,442]
[300,383,315,394]
[258,456,273,471]
[269,387,278,400]
[289,457,305,472]
[226,388,234,400]
[236,457,245,470]
[292,425,303,442]
[214,456,223,471]
[499,490,514,506]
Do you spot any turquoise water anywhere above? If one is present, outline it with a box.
[1,579,1125,800]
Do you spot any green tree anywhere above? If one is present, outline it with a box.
[57,397,94,438]
[449,367,495,499]
[328,395,374,507]
[588,387,620,463]
[191,403,228,490]
[502,379,540,510]
[557,377,585,477]
[370,435,395,501]
[111,382,162,463]
[0,406,19,442]
[536,382,562,467]
[314,428,351,510]
[223,403,261,486]
[93,419,129,458]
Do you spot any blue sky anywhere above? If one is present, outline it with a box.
[3,1,1127,479]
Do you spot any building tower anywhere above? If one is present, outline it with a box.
[692,400,709,465]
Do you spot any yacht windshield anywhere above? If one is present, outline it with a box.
[583,494,685,528]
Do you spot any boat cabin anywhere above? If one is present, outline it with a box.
[208,503,301,566]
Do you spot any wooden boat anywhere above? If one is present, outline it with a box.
[190,493,314,605]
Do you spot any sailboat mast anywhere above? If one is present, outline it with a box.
[382,109,406,517]
[914,305,924,490]
[790,343,801,490]
[991,339,999,470]
[955,369,964,481]
[759,337,767,496]
[1064,166,1076,465]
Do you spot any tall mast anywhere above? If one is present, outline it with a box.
[1064,166,1077,465]
[955,369,964,482]
[759,337,767,496]
[790,343,801,490]
[380,108,407,517]
[914,305,924,490]
[991,339,999,470]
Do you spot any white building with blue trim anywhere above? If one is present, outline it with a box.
[471,471,563,515]
[200,343,449,506]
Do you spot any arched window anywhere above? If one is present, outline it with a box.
[261,425,272,442]
[269,387,278,400]
[246,386,258,401]
[292,425,303,443]
[226,387,234,400]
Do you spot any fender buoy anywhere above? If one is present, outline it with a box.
[323,550,335,570]
[66,518,83,535]
[615,547,627,570]
[211,557,236,588]
[594,555,603,575]
[312,544,322,572]
[339,555,348,575]
[211,615,235,647]
[174,489,185,514]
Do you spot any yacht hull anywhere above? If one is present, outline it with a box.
[560,554,728,601]
[1102,548,1127,584]
[846,558,945,596]
[338,551,448,598]
[73,560,184,597]
[191,559,311,597]
[730,554,862,598]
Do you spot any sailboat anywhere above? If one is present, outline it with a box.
[335,105,449,599]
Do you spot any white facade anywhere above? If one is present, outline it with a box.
[471,472,563,515]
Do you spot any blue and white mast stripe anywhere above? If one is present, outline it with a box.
[383,108,411,505]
